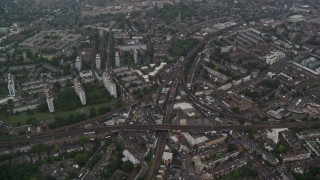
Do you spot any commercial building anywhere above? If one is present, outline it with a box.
[266,51,285,65]
[181,132,210,147]
[7,73,15,97]
[162,152,173,166]
[95,54,101,69]
[115,52,120,67]
[198,135,228,149]
[266,128,288,144]
[74,78,86,105]
[103,72,117,98]
[173,102,196,117]
[44,84,54,113]
[122,150,139,165]
[222,91,253,112]
[75,56,82,71]
[267,108,291,120]
[301,57,320,70]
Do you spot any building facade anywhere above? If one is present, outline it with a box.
[115,52,120,67]
[74,78,86,105]
[95,54,101,69]
[134,49,138,64]
[266,51,285,65]
[44,84,54,112]
[103,72,117,98]
[7,73,15,97]
[75,56,82,71]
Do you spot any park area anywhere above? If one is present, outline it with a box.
[0,86,123,128]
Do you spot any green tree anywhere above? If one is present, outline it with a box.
[120,161,134,173]
[32,143,47,153]
[74,153,86,166]
[7,99,14,109]
[172,148,179,157]
[227,144,237,152]
[46,175,56,180]
[89,153,102,169]
[26,117,38,126]
[89,107,97,118]
[53,82,61,92]
[79,136,89,145]
[37,103,48,112]
[231,107,240,114]
[54,144,60,151]
[68,171,77,179]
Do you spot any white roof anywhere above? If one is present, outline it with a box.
[174,102,194,110]
[267,128,288,144]
[170,136,179,143]
[104,120,115,126]
[162,152,173,161]
[195,136,209,144]
[122,150,140,164]
[180,119,187,125]
[187,112,195,117]
[182,132,197,146]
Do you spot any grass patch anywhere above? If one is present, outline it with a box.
[0,98,121,126]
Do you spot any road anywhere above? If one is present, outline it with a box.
[134,161,148,180]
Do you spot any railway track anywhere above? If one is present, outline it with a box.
[1,121,319,148]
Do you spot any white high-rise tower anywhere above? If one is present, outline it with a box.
[74,78,86,105]
[115,52,120,67]
[95,54,101,69]
[7,73,15,97]
[44,84,54,113]
[134,49,138,64]
[103,72,117,98]
[75,56,82,71]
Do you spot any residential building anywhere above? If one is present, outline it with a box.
[134,49,138,64]
[282,151,311,163]
[213,157,248,177]
[74,78,86,105]
[266,51,285,65]
[103,72,117,98]
[7,73,15,97]
[13,103,39,113]
[95,54,101,69]
[149,62,167,77]
[115,52,120,67]
[44,84,54,112]
[118,44,147,51]
[75,56,82,71]
[79,70,95,83]
[207,151,239,168]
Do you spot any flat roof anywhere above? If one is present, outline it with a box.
[162,152,173,161]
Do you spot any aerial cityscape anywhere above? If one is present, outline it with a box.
[0,0,320,179]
